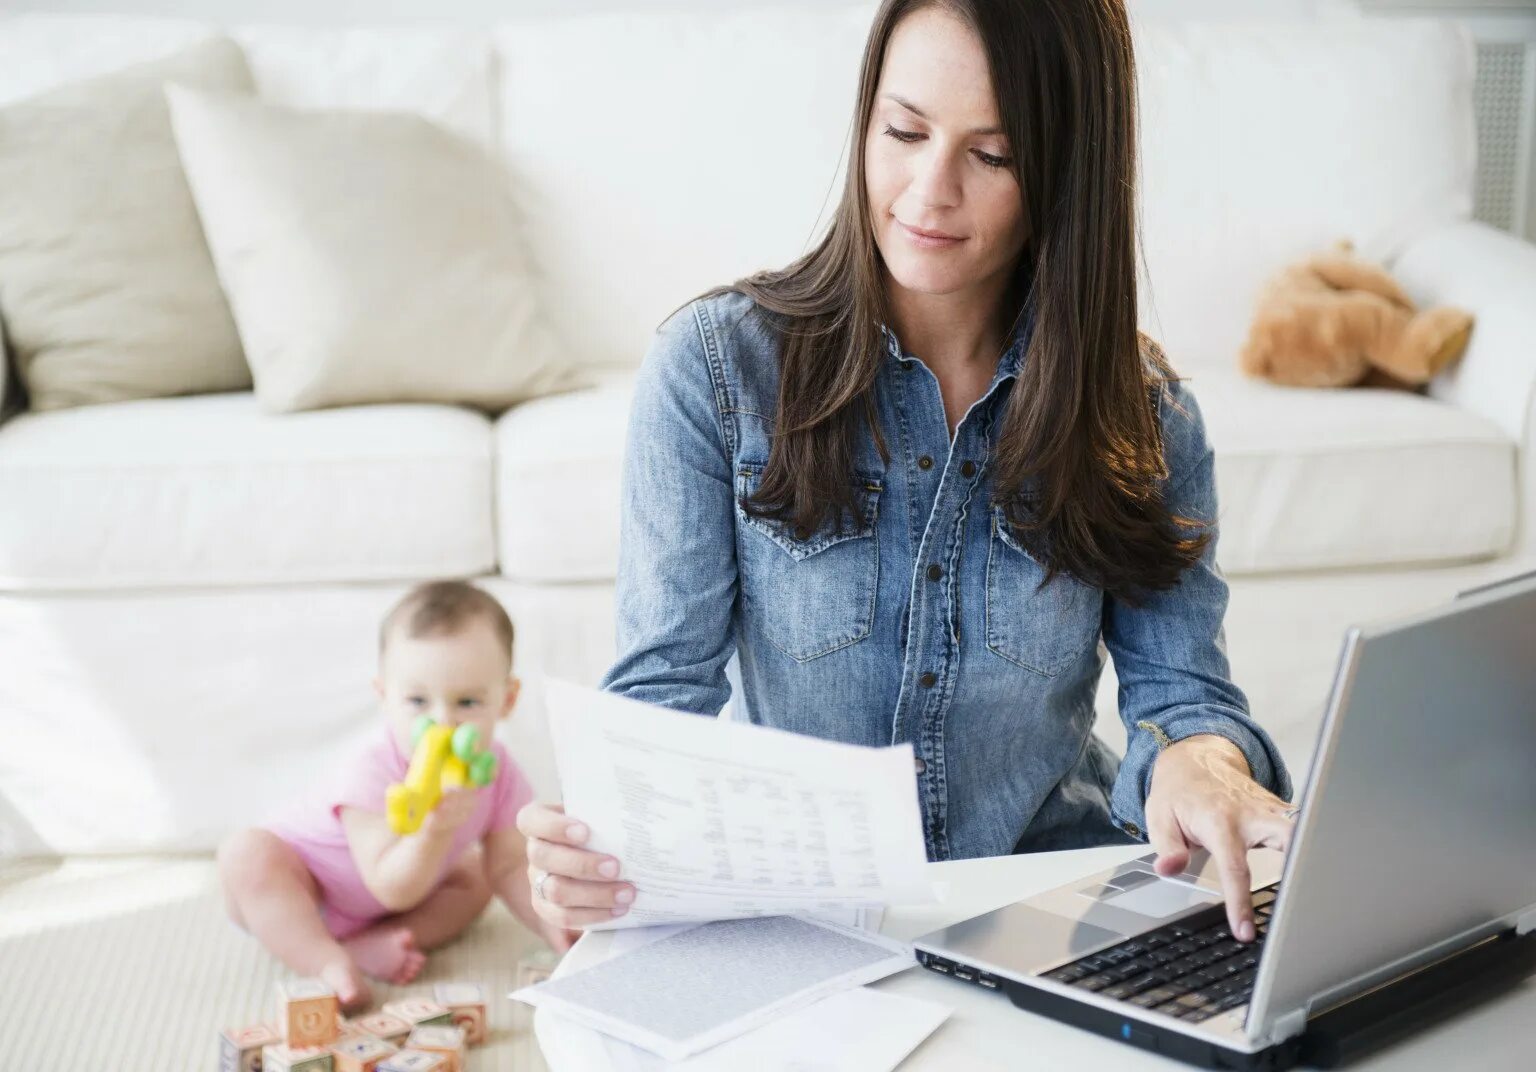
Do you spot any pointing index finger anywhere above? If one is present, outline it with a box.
[1207,826,1256,942]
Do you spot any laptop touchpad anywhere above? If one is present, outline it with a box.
[917,900,1126,978]
[1095,878,1220,918]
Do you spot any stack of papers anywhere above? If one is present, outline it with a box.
[521,681,953,1068]
[513,916,950,1067]
[544,679,938,929]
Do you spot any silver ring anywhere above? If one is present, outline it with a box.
[1282,806,1301,821]
[534,869,552,901]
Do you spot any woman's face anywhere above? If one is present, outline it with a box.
[865,7,1028,302]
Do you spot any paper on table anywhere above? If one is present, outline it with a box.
[545,678,934,929]
[594,925,949,1072]
[602,985,951,1072]
[512,915,918,1062]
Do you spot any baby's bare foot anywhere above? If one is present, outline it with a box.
[343,925,425,985]
[397,942,427,985]
[319,957,372,1013]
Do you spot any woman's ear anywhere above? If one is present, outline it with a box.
[500,674,522,719]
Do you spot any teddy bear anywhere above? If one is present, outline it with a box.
[1238,240,1474,390]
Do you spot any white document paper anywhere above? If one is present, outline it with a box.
[592,926,950,1072]
[512,915,919,1062]
[545,678,934,929]
[604,987,949,1071]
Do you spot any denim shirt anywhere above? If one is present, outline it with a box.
[599,289,1291,862]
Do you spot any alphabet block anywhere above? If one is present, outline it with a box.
[376,1052,446,1072]
[379,998,451,1030]
[261,1043,335,1072]
[329,1035,398,1072]
[431,983,486,1046]
[219,1023,280,1072]
[275,978,341,1048]
[404,1026,464,1072]
[350,1013,412,1044]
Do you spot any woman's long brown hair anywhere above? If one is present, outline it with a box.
[683,0,1208,606]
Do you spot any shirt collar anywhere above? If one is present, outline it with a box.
[879,301,1034,381]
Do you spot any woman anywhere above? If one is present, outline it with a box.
[519,0,1294,953]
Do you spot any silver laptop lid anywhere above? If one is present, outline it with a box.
[1247,570,1536,1043]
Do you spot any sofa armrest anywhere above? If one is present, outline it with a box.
[1393,221,1536,558]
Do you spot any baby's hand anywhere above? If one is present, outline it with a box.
[421,787,480,839]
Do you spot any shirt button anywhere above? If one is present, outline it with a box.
[1123,821,1142,839]
[961,460,977,478]
[919,672,937,688]
[917,455,934,471]
[914,757,927,774]
[926,564,942,582]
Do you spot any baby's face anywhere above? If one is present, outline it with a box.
[376,620,516,752]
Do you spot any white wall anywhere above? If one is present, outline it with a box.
[3,0,1531,239]
[0,0,1354,24]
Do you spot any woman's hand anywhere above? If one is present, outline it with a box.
[516,801,636,945]
[1144,735,1294,943]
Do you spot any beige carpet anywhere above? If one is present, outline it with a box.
[0,855,557,1070]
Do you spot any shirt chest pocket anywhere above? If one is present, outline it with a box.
[734,463,882,662]
[984,505,1103,676]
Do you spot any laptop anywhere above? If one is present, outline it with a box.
[912,568,1536,1069]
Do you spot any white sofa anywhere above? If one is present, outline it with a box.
[1,7,1533,859]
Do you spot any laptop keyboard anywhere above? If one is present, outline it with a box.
[1039,884,1279,1023]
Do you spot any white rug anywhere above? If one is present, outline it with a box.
[0,855,556,1071]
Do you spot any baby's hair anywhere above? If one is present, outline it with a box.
[380,579,515,663]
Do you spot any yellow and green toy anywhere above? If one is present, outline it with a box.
[386,716,499,834]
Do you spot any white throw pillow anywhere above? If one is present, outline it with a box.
[0,37,254,412]
[165,84,582,413]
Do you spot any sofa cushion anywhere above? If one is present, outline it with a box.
[0,36,255,412]
[493,7,875,376]
[1197,372,1516,573]
[493,370,1515,584]
[229,23,495,148]
[0,393,495,590]
[167,84,579,415]
[1132,18,1475,376]
[493,12,1475,382]
[495,373,635,583]
[0,15,496,150]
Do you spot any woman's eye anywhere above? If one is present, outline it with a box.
[882,123,1011,169]
[407,696,425,706]
[458,698,481,708]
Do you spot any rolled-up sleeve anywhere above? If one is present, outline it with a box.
[596,301,738,717]
[1103,377,1293,839]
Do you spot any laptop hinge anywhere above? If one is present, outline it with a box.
[1517,908,1536,936]
[1267,1008,1308,1044]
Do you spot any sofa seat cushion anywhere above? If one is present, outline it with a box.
[495,372,634,583]
[493,368,1516,584]
[0,393,495,589]
[1198,372,1517,574]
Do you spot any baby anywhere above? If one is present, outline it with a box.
[218,579,574,1010]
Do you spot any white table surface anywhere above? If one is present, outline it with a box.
[533,844,1536,1070]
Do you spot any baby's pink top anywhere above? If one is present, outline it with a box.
[265,724,535,938]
